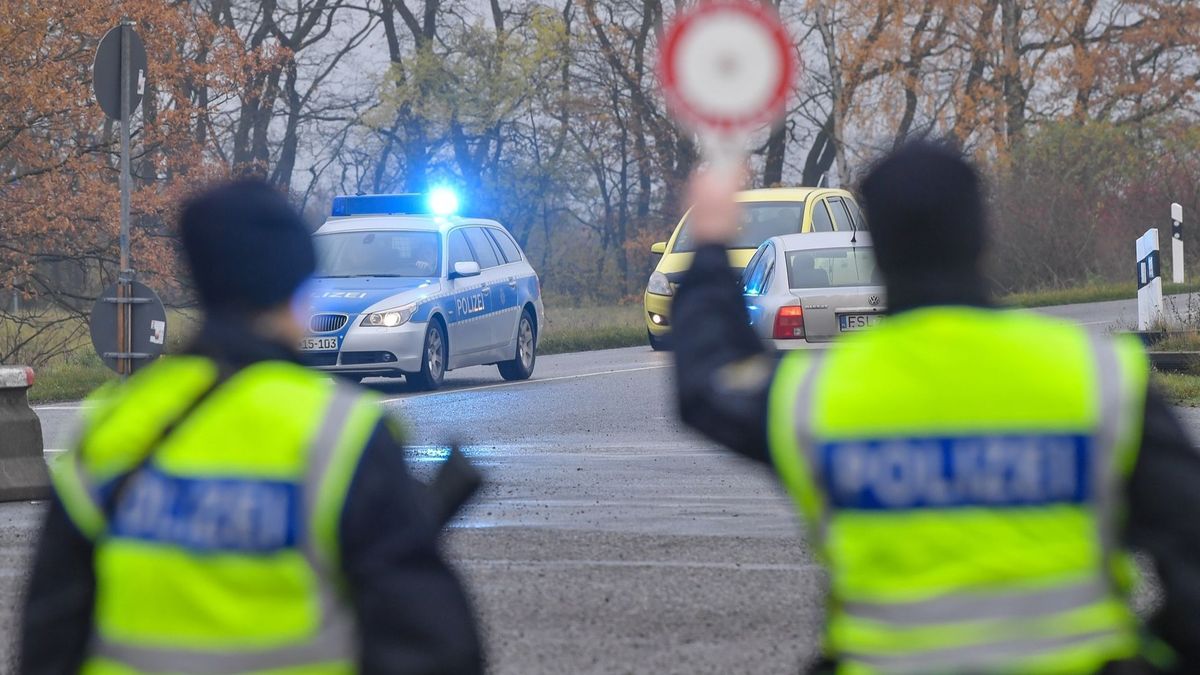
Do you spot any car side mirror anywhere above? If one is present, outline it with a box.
[450,261,481,279]
[651,241,667,255]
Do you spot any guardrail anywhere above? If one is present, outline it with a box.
[0,367,51,501]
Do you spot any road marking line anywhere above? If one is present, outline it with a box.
[381,364,669,403]
[457,558,820,572]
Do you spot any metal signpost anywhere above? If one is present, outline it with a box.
[92,22,158,375]
[657,0,798,167]
[89,281,167,374]
[1172,202,1184,284]
[1136,228,1163,331]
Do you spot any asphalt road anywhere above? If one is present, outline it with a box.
[5,294,1200,673]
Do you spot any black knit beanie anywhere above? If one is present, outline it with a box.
[179,180,315,311]
[859,140,986,283]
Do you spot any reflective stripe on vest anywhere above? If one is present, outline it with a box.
[841,629,1131,675]
[839,575,1110,625]
[769,309,1145,673]
[89,384,362,674]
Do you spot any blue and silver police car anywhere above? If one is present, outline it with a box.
[301,190,543,390]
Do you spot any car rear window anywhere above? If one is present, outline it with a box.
[786,246,878,289]
[673,202,805,252]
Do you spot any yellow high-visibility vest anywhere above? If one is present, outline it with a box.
[51,356,385,674]
[768,307,1148,674]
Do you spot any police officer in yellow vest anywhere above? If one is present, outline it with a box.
[672,141,1200,674]
[20,180,483,674]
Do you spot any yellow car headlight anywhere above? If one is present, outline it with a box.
[647,271,673,297]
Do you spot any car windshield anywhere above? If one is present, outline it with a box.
[314,230,441,278]
[786,246,878,289]
[673,202,806,252]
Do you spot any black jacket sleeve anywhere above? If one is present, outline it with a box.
[672,243,776,465]
[1125,387,1200,672]
[19,497,95,675]
[340,420,484,675]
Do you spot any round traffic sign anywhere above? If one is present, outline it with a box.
[89,281,167,374]
[93,24,148,121]
[658,1,798,135]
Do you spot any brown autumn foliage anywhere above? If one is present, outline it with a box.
[0,1,284,363]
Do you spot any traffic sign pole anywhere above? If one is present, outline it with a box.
[93,21,155,377]
[118,20,134,375]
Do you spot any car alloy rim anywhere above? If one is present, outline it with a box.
[519,318,534,368]
[428,329,444,378]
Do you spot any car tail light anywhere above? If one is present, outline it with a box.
[773,306,806,339]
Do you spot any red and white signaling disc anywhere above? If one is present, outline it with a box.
[659,0,798,136]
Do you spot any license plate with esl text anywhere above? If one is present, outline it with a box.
[839,313,881,332]
[299,336,339,351]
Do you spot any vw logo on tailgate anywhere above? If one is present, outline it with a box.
[868,295,881,306]
[310,313,348,333]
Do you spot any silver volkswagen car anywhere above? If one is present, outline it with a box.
[742,231,885,349]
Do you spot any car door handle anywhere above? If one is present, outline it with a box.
[507,280,517,288]
[481,286,491,294]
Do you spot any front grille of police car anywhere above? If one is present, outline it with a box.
[310,313,348,333]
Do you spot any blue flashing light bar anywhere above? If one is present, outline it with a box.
[331,193,462,218]
[427,186,460,217]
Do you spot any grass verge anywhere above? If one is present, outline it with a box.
[30,352,115,404]
[1154,372,1200,407]
[538,304,646,355]
[1004,281,1200,308]
[24,310,198,405]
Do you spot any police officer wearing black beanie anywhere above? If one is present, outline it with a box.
[671,141,1200,673]
[22,180,484,674]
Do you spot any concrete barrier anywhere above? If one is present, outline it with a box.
[0,367,51,501]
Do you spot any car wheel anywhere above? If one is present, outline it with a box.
[410,320,447,391]
[498,310,536,381]
[647,329,670,352]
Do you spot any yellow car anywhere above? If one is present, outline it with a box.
[644,187,865,350]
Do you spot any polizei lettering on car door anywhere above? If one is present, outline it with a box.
[456,292,485,317]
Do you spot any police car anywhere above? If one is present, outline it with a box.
[301,189,544,390]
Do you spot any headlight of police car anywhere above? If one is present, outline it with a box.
[647,271,673,297]
[360,303,417,327]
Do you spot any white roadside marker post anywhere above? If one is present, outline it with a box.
[1137,228,1164,331]
[1172,202,1184,284]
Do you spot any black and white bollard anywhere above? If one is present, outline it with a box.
[1137,228,1164,331]
[1172,202,1184,284]
[0,367,51,501]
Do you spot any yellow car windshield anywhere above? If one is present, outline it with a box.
[673,202,806,252]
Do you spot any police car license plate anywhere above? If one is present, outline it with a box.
[299,336,339,351]
[839,314,880,332]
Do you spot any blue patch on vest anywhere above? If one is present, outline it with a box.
[819,434,1092,509]
[109,468,301,553]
